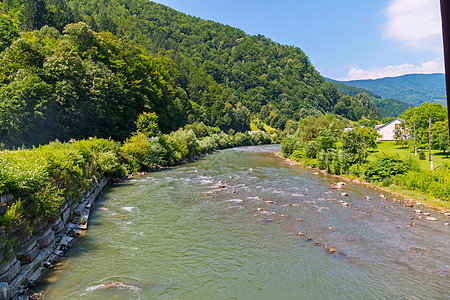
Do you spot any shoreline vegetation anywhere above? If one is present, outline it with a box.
[274,151,450,212]
[1,123,275,225]
[277,110,450,212]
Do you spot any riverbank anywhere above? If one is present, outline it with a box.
[273,152,450,216]
[0,177,108,300]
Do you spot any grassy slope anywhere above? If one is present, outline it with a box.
[369,141,449,170]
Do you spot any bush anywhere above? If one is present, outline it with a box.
[394,166,450,200]
[167,129,200,163]
[0,150,49,195]
[250,132,271,145]
[418,152,426,160]
[280,136,298,157]
[0,200,23,227]
[33,182,65,218]
[364,154,408,182]
[304,142,317,159]
[291,150,304,161]
[233,132,252,147]
[96,151,125,178]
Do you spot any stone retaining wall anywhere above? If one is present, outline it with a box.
[0,178,108,299]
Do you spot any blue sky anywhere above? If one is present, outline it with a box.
[152,0,443,81]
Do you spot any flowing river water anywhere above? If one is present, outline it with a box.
[38,145,449,299]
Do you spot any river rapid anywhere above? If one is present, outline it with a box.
[39,145,449,299]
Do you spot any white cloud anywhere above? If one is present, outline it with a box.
[343,56,444,80]
[384,0,442,52]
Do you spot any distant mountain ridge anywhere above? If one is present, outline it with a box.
[331,73,446,107]
[325,77,412,118]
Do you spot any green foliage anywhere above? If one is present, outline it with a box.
[291,150,304,161]
[341,130,369,163]
[96,150,125,178]
[167,129,199,163]
[0,14,19,52]
[315,129,336,152]
[418,152,426,160]
[437,131,450,155]
[333,93,381,121]
[0,150,49,195]
[327,79,381,99]
[280,136,298,157]
[136,112,160,138]
[33,182,64,218]
[395,164,450,200]
[400,102,448,146]
[0,200,23,227]
[304,141,317,159]
[371,98,411,118]
[249,132,271,145]
[0,0,385,149]
[364,154,409,182]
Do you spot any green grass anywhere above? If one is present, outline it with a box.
[369,141,449,170]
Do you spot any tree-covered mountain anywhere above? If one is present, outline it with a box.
[326,78,381,99]
[0,0,381,147]
[326,78,411,118]
[333,73,446,107]
[371,98,411,118]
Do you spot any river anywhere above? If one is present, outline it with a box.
[38,145,449,299]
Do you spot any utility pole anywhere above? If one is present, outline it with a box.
[414,122,417,155]
[429,117,433,170]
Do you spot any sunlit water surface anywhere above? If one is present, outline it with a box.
[39,145,450,299]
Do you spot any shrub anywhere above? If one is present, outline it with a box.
[280,136,298,157]
[418,152,426,160]
[0,200,23,227]
[121,133,151,171]
[250,132,271,145]
[96,151,125,178]
[0,150,49,195]
[33,182,65,218]
[291,150,304,161]
[167,129,200,163]
[364,154,408,182]
[304,141,317,159]
[233,132,252,147]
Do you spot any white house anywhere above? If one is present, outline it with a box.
[375,119,402,141]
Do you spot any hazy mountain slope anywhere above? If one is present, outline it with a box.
[326,78,411,118]
[335,73,446,106]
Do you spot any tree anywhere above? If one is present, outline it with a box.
[316,129,336,152]
[400,102,447,144]
[136,112,160,138]
[341,130,369,163]
[19,0,47,31]
[0,15,19,53]
[437,131,450,157]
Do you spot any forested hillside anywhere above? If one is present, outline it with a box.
[335,74,446,107]
[326,78,411,118]
[326,78,381,99]
[0,0,381,147]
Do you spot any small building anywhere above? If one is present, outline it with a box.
[375,119,401,141]
[248,131,265,135]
